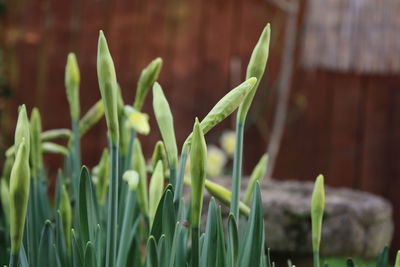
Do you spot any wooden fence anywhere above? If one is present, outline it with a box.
[1,0,400,252]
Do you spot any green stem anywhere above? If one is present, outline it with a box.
[173,143,189,207]
[106,143,119,267]
[313,250,320,267]
[230,120,244,219]
[191,226,199,267]
[71,119,81,200]
[9,252,18,267]
[125,130,136,171]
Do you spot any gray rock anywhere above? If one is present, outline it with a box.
[193,177,393,258]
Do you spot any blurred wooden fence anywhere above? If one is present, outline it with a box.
[1,0,400,252]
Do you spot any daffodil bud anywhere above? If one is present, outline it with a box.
[42,142,69,156]
[243,154,268,205]
[149,160,164,227]
[311,174,325,254]
[152,82,178,170]
[134,57,163,111]
[79,100,104,137]
[184,78,257,145]
[41,128,72,142]
[14,105,30,155]
[97,31,119,145]
[132,140,148,216]
[190,118,207,227]
[124,106,150,135]
[122,170,139,191]
[60,185,72,248]
[9,139,30,254]
[65,53,81,120]
[0,179,10,226]
[95,149,109,205]
[2,155,14,184]
[151,141,167,171]
[395,250,400,267]
[238,24,270,122]
[30,108,43,177]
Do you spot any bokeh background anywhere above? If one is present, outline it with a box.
[1,0,400,250]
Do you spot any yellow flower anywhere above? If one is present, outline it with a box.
[206,145,227,177]
[125,106,150,135]
[220,130,236,156]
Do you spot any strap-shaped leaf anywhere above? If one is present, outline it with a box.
[161,190,176,264]
[71,229,83,267]
[146,236,158,267]
[55,211,68,265]
[200,198,218,267]
[238,183,264,267]
[227,213,238,267]
[215,206,227,267]
[376,246,389,267]
[38,220,55,267]
[150,185,174,240]
[84,241,97,267]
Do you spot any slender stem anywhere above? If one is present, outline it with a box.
[313,250,320,267]
[173,143,189,207]
[71,119,81,199]
[191,226,199,267]
[106,143,119,267]
[125,130,136,171]
[9,252,18,267]
[230,120,244,219]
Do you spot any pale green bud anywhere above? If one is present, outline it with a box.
[0,179,10,227]
[311,174,325,253]
[190,118,207,227]
[149,160,164,227]
[79,100,104,137]
[15,105,30,155]
[134,57,163,110]
[151,141,167,171]
[60,185,72,248]
[9,139,30,253]
[243,154,268,205]
[42,142,69,156]
[41,128,72,142]
[65,53,81,120]
[2,155,14,184]
[185,78,257,145]
[132,140,148,216]
[238,24,271,122]
[97,31,119,144]
[123,170,139,191]
[30,108,43,176]
[395,251,400,267]
[152,82,178,168]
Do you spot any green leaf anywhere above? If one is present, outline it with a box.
[227,213,239,267]
[346,259,355,267]
[215,206,227,267]
[238,183,264,267]
[55,211,68,266]
[146,236,159,267]
[84,241,97,267]
[376,246,389,267]
[150,185,174,240]
[71,229,83,267]
[38,220,55,267]
[200,198,218,267]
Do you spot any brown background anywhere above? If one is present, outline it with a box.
[1,0,400,252]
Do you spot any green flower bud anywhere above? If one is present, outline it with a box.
[134,57,163,111]
[124,106,150,135]
[132,140,148,216]
[395,250,400,267]
[65,53,81,120]
[122,170,139,191]
[190,118,207,227]
[0,179,10,227]
[97,31,119,145]
[41,128,72,142]
[30,108,43,177]
[2,155,14,184]
[238,24,271,122]
[149,160,164,227]
[152,82,178,169]
[311,174,325,254]
[42,142,69,156]
[15,105,30,155]
[9,139,30,253]
[95,149,109,205]
[60,185,72,248]
[151,141,167,171]
[79,100,104,137]
[185,78,257,145]
[243,154,268,205]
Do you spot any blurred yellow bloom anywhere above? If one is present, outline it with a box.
[125,106,150,135]
[220,130,236,156]
[207,145,227,177]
